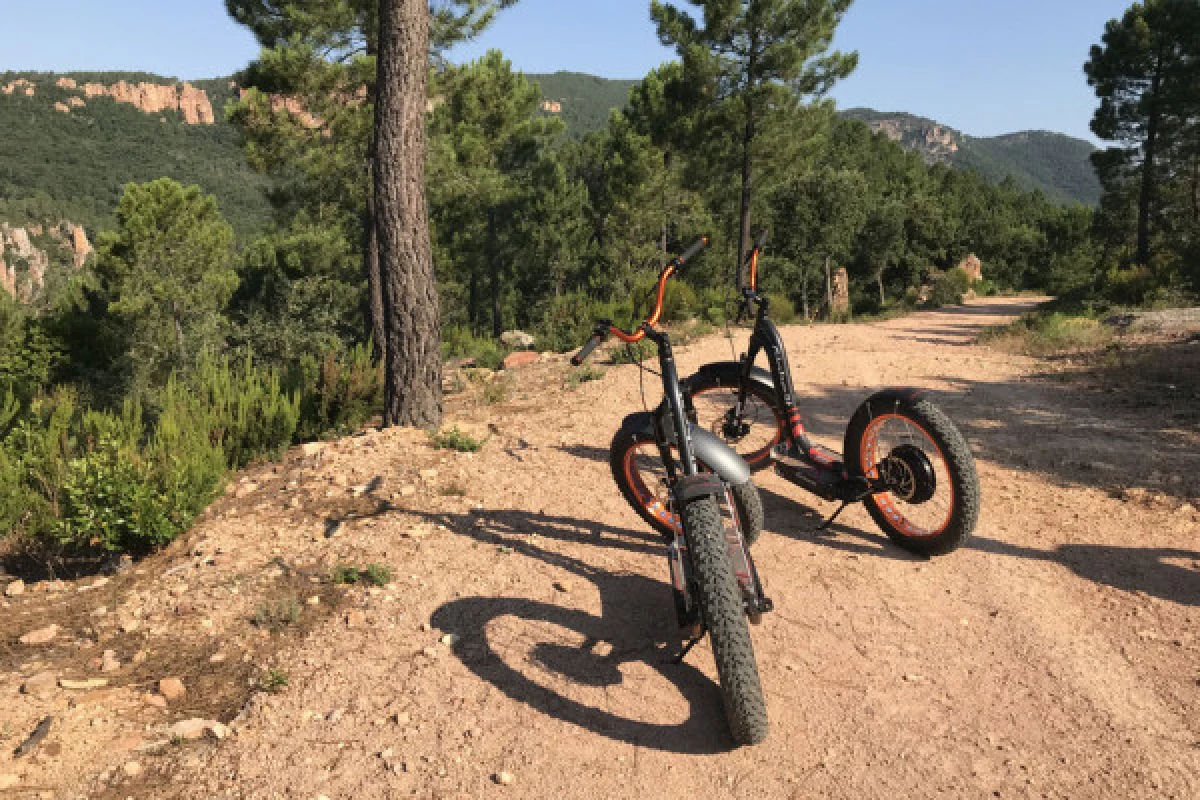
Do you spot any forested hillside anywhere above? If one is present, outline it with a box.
[829,109,1102,206]
[0,72,273,239]
[527,71,637,138]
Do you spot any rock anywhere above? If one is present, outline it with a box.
[158,678,186,701]
[301,442,325,458]
[235,482,260,499]
[122,761,143,777]
[19,624,59,645]
[131,650,148,664]
[345,610,367,628]
[500,330,536,350]
[501,351,540,370]
[958,253,983,283]
[145,694,168,709]
[494,771,515,786]
[60,678,108,690]
[100,650,121,673]
[21,671,58,698]
[306,595,321,606]
[0,774,19,790]
[553,580,572,593]
[4,579,25,597]
[168,718,226,741]
[120,619,141,634]
[419,469,439,481]
[440,633,460,646]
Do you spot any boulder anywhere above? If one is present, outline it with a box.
[501,351,540,370]
[500,330,536,350]
[831,267,851,314]
[957,254,983,283]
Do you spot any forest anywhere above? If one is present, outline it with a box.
[1,0,1196,565]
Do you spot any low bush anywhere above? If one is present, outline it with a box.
[288,343,382,440]
[429,426,484,452]
[979,311,1112,356]
[926,268,972,308]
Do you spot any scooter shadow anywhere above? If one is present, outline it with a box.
[423,508,745,754]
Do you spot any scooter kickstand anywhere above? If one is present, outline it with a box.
[673,634,704,664]
[815,501,851,533]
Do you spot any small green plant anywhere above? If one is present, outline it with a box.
[925,268,972,308]
[252,597,301,631]
[332,564,361,585]
[609,342,653,365]
[480,379,509,406]
[429,426,484,453]
[261,668,289,693]
[439,481,468,497]
[362,563,393,587]
[565,365,606,389]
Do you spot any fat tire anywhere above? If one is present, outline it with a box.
[610,423,765,545]
[843,394,980,556]
[681,494,769,745]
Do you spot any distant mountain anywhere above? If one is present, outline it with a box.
[526,72,637,139]
[841,108,1101,206]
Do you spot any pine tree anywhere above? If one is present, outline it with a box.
[650,0,857,279]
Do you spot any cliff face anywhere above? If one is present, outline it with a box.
[4,77,215,125]
[867,118,960,164]
[0,222,92,303]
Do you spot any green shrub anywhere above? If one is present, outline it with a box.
[289,343,382,440]
[926,268,972,308]
[441,326,506,370]
[192,353,300,468]
[565,365,606,389]
[363,563,393,587]
[632,274,696,324]
[429,426,484,452]
[979,312,1112,356]
[767,292,796,324]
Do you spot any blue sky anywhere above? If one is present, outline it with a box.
[2,0,1130,142]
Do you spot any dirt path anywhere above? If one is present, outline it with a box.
[3,297,1197,799]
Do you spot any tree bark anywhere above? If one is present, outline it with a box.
[877,269,885,307]
[488,208,501,337]
[736,101,755,288]
[374,0,441,428]
[364,160,386,361]
[824,255,833,318]
[1137,48,1164,269]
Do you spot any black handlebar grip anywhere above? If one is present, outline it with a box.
[676,236,709,266]
[571,335,603,366]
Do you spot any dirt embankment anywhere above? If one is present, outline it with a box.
[1,297,1196,799]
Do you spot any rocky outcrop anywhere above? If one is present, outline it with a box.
[958,254,983,283]
[869,118,960,164]
[541,100,562,114]
[56,77,77,90]
[2,79,35,96]
[832,267,850,314]
[75,81,215,125]
[0,222,92,301]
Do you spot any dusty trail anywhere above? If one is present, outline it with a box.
[3,297,1197,799]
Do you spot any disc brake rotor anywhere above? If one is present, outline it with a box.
[877,444,937,504]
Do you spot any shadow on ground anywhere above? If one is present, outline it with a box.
[421,507,743,754]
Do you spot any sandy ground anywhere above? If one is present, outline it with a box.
[1,296,1197,799]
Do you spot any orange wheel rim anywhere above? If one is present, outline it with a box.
[623,442,678,530]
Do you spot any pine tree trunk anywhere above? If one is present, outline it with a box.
[824,255,833,318]
[800,274,809,320]
[736,104,755,288]
[1137,49,1164,269]
[365,161,386,361]
[877,270,885,307]
[374,0,441,428]
[488,209,501,338]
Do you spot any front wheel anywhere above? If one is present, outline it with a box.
[610,422,764,546]
[843,391,980,556]
[681,493,769,746]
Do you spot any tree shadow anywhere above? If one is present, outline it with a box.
[419,507,743,753]
[970,535,1200,608]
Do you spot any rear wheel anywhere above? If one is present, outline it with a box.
[684,377,785,472]
[681,493,769,746]
[843,392,980,556]
[610,423,764,545]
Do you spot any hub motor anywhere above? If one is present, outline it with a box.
[877,444,937,504]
